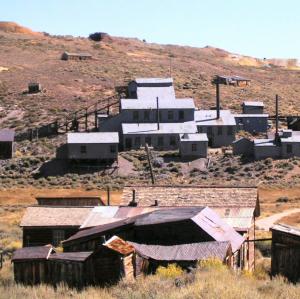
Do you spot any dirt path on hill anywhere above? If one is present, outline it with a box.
[256,208,300,231]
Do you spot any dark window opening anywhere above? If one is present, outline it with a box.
[170,136,176,146]
[287,144,293,154]
[192,143,197,152]
[53,230,65,246]
[179,110,184,120]
[145,136,152,146]
[158,136,164,146]
[133,111,139,121]
[144,111,150,121]
[168,111,174,120]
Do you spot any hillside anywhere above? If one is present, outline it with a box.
[0,22,300,132]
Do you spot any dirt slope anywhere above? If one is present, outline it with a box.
[0,22,300,132]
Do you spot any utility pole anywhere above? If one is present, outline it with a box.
[145,143,155,185]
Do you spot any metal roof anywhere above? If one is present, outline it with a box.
[180,133,208,142]
[194,110,236,126]
[243,101,264,107]
[67,132,119,144]
[281,131,300,143]
[130,241,231,261]
[271,223,300,237]
[12,245,54,261]
[49,251,93,262]
[63,218,136,245]
[20,206,93,227]
[122,121,197,135]
[80,206,155,229]
[0,129,15,142]
[254,139,277,147]
[134,78,173,85]
[121,186,259,211]
[104,236,135,255]
[120,98,195,109]
[191,207,244,252]
[134,207,205,226]
[63,51,92,57]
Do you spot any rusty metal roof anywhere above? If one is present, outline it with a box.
[104,236,135,255]
[49,251,93,262]
[0,129,15,142]
[121,186,259,215]
[12,245,54,261]
[129,241,231,261]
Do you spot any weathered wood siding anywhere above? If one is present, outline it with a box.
[14,261,47,285]
[271,230,300,282]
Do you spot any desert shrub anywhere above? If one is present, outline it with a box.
[276,196,289,203]
[198,258,225,271]
[156,264,183,278]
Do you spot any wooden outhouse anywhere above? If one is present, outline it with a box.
[271,224,300,283]
[0,129,15,159]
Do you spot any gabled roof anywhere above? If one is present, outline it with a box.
[134,207,244,252]
[134,78,173,85]
[129,241,231,261]
[271,223,300,237]
[120,98,195,109]
[234,114,268,118]
[12,245,54,261]
[20,206,93,227]
[122,122,197,135]
[121,186,259,212]
[194,110,236,126]
[0,129,15,142]
[67,132,119,144]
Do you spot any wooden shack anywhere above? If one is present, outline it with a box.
[271,224,300,283]
[61,51,92,61]
[0,129,15,159]
[12,245,55,285]
[13,237,135,288]
[36,196,104,206]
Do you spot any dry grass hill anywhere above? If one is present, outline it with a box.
[1,22,300,132]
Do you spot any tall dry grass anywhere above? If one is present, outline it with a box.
[0,260,300,299]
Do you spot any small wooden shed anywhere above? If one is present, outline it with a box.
[12,245,55,285]
[28,82,42,93]
[271,223,300,283]
[0,129,15,159]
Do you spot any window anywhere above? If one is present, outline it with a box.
[192,143,197,152]
[227,127,233,136]
[217,127,222,135]
[179,110,184,120]
[170,136,176,146]
[53,230,65,246]
[168,110,174,120]
[110,145,116,153]
[134,137,141,147]
[145,136,152,146]
[287,144,293,154]
[144,111,150,121]
[158,136,164,146]
[133,111,139,121]
[80,145,87,154]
